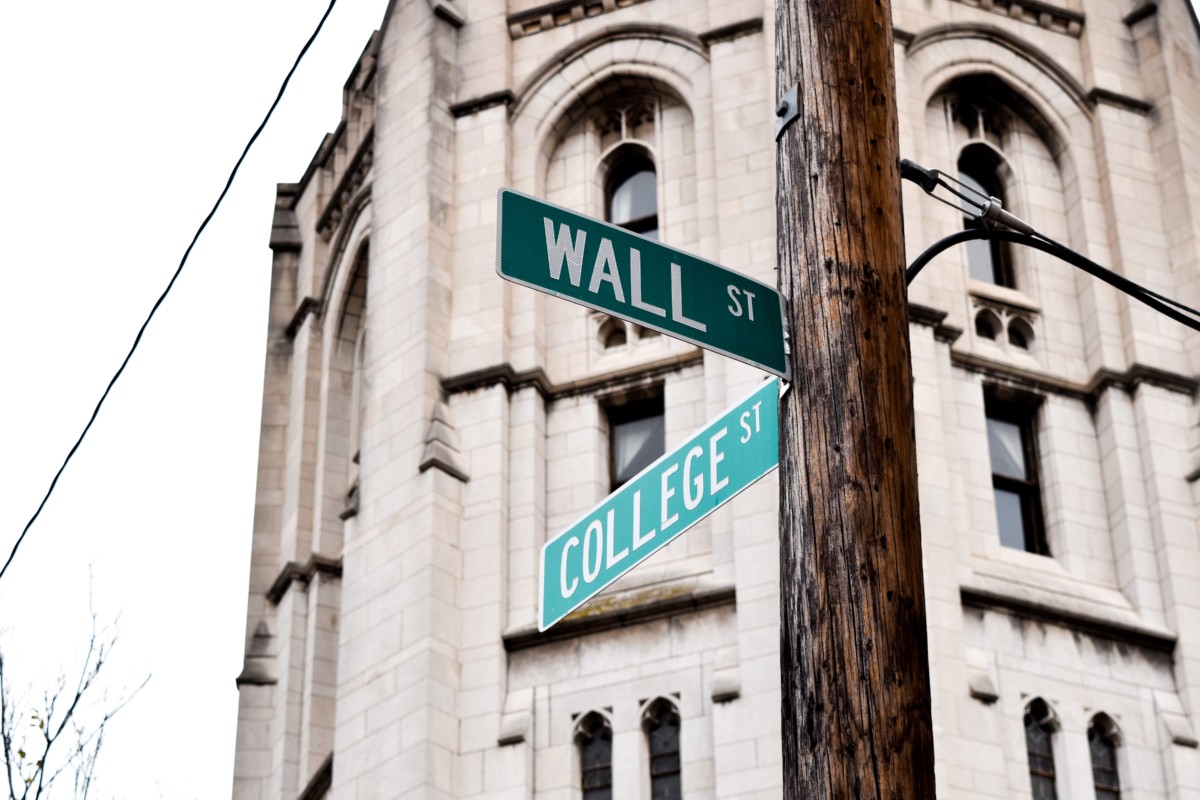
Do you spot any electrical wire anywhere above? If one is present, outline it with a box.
[1,0,341,586]
[905,228,1200,332]
[900,158,1200,332]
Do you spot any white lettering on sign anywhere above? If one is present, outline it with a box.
[544,219,586,285]
[604,508,628,568]
[710,427,729,493]
[740,401,763,443]
[561,535,580,598]
[542,218,708,332]
[632,490,655,548]
[583,519,602,582]
[661,463,680,530]
[589,238,626,302]
[727,285,757,321]
[671,263,707,332]
[683,446,704,510]
[630,249,666,317]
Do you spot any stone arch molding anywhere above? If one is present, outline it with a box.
[572,708,614,740]
[509,23,710,193]
[907,23,1092,158]
[905,22,1101,256]
[320,192,372,330]
[638,695,681,727]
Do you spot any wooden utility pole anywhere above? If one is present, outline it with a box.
[774,0,936,797]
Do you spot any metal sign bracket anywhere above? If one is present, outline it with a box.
[775,84,799,141]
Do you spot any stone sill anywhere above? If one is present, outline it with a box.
[503,577,734,651]
[962,555,1176,653]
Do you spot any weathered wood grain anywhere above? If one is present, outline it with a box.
[775,0,936,796]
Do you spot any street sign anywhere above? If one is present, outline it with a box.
[539,377,780,631]
[496,188,789,379]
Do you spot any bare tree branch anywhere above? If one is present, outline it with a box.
[0,605,147,800]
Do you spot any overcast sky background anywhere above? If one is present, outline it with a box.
[3,1,1200,798]
[0,1,386,796]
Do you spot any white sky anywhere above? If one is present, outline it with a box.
[0,1,387,796]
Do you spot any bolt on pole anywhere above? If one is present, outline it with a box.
[774,0,937,797]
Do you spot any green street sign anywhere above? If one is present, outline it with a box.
[539,377,780,631]
[497,188,789,379]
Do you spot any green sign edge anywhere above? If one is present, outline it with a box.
[537,376,780,632]
[495,187,791,381]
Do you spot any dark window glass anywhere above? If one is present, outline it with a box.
[608,152,658,240]
[1089,720,1121,800]
[985,396,1047,554]
[959,144,1013,287]
[608,394,665,490]
[645,702,681,800]
[1025,709,1058,800]
[578,715,613,800]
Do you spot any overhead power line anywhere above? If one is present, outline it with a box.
[1,0,341,586]
[901,158,1200,333]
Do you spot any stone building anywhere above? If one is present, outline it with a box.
[231,0,1200,797]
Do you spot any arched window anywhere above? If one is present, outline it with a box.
[575,712,613,800]
[1089,714,1121,799]
[598,317,627,349]
[642,698,681,800]
[337,251,369,522]
[1024,698,1059,799]
[607,149,658,240]
[959,143,1014,287]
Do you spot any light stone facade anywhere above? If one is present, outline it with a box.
[231,0,1200,797]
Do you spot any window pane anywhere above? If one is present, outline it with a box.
[1031,776,1058,800]
[958,147,1012,287]
[994,489,1026,550]
[966,235,999,283]
[611,170,657,226]
[959,170,997,285]
[958,170,991,215]
[651,774,681,800]
[579,717,612,800]
[613,413,665,485]
[646,702,681,800]
[1025,712,1058,800]
[986,417,1026,479]
[648,721,678,754]
[1090,726,1120,797]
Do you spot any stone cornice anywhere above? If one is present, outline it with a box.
[907,302,965,344]
[503,583,735,651]
[950,351,1198,401]
[698,17,763,46]
[961,586,1177,653]
[270,184,302,253]
[947,0,1084,37]
[507,0,654,39]
[450,90,514,119]
[441,350,704,401]
[1086,87,1153,115]
[266,554,343,605]
[285,297,322,341]
[1123,1,1157,27]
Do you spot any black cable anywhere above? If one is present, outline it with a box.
[1,0,341,586]
[906,228,1200,333]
